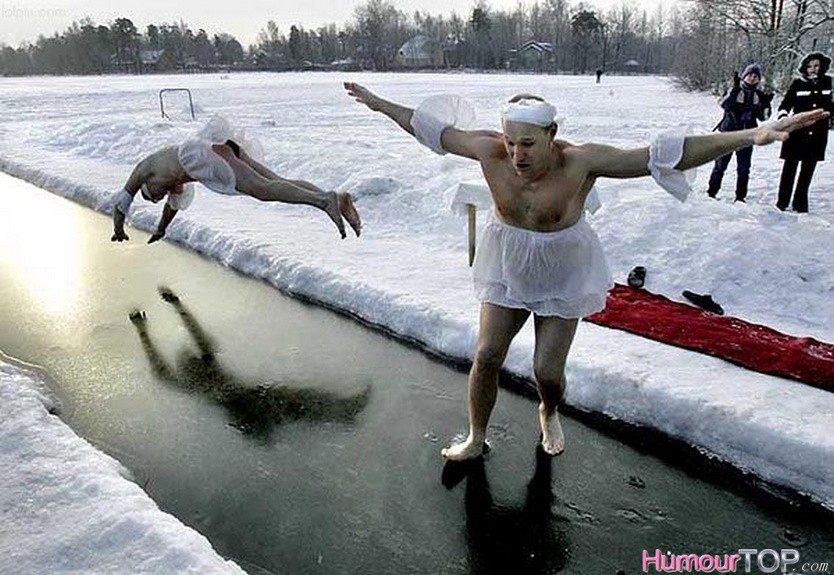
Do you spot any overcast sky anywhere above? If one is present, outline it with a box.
[0,0,667,47]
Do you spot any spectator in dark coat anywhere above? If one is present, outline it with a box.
[707,63,774,202]
[776,52,834,213]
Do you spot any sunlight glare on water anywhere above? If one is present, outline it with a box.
[0,189,83,317]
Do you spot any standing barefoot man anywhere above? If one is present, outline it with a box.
[111,117,361,244]
[345,81,826,461]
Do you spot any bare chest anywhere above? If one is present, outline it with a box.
[141,175,173,202]
[483,167,589,231]
[141,149,186,201]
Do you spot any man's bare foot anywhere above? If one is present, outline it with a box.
[338,192,362,237]
[441,435,486,461]
[539,403,565,455]
[324,192,346,239]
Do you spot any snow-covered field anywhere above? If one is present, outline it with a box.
[0,72,832,571]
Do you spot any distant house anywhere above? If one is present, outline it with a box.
[183,57,201,73]
[110,52,138,74]
[396,35,443,68]
[249,50,290,72]
[622,59,642,74]
[140,49,175,72]
[508,40,554,73]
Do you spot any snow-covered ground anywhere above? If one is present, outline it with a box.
[0,355,245,574]
[0,72,832,571]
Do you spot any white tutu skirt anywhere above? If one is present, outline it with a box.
[177,116,263,196]
[473,213,613,318]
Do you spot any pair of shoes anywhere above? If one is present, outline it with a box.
[682,290,724,315]
[734,198,746,203]
[627,266,646,288]
[128,310,147,323]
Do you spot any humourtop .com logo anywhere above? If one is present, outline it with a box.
[642,549,830,573]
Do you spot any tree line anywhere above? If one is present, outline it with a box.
[1,0,831,92]
[0,17,245,75]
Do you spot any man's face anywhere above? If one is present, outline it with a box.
[502,120,555,179]
[806,59,821,76]
[743,72,760,86]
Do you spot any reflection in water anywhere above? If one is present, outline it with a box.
[129,287,371,440]
[0,188,81,316]
[443,449,569,574]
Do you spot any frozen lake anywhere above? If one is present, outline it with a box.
[1,176,833,574]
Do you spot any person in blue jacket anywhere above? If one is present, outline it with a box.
[776,52,834,213]
[706,64,773,202]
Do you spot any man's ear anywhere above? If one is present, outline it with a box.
[550,123,558,138]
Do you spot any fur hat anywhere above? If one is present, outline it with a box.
[799,52,831,76]
[741,63,762,79]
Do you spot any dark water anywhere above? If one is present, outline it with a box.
[0,175,831,574]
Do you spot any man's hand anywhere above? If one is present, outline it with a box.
[111,228,129,242]
[344,82,382,111]
[112,206,130,242]
[754,109,830,145]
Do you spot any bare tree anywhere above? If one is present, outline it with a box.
[678,0,834,89]
[469,2,494,69]
[571,8,604,73]
[354,0,408,70]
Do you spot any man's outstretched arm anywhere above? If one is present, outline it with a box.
[111,163,146,242]
[344,82,416,136]
[585,109,829,179]
[344,82,499,161]
[675,109,828,170]
[112,205,130,242]
[148,202,178,244]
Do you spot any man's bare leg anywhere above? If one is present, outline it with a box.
[283,180,361,237]
[442,303,530,461]
[235,147,280,180]
[285,180,360,237]
[532,315,578,455]
[212,145,346,237]
[236,148,361,237]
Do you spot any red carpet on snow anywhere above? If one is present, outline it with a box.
[585,284,834,392]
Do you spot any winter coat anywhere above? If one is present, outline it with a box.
[717,83,772,132]
[778,74,834,161]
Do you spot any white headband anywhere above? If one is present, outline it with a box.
[500,99,557,127]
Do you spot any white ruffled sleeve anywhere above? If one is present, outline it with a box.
[410,95,476,155]
[114,189,134,215]
[648,129,696,201]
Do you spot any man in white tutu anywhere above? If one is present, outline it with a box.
[345,81,827,461]
[111,117,361,244]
